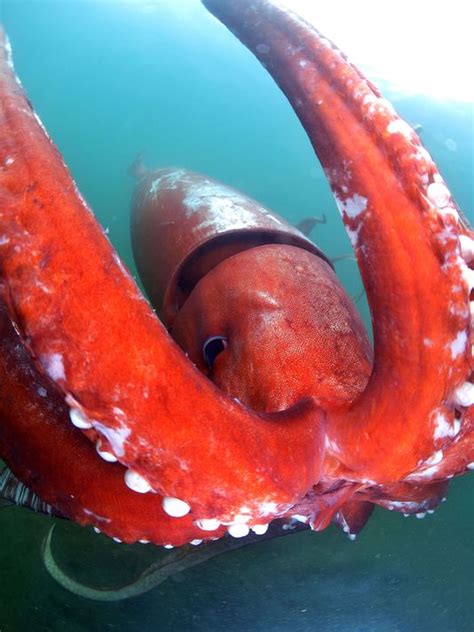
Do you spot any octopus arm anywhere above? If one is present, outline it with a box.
[203,0,473,482]
[0,28,324,523]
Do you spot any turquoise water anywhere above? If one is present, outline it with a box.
[0,1,473,630]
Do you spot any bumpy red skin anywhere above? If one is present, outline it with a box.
[0,27,325,528]
[0,0,473,547]
[0,298,226,545]
[202,0,474,484]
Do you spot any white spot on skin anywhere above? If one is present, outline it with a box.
[251,524,269,535]
[124,469,152,494]
[386,119,415,139]
[433,411,458,440]
[467,463,474,470]
[182,180,285,234]
[238,505,252,515]
[163,544,174,549]
[37,387,47,398]
[448,331,468,359]
[148,170,187,198]
[346,225,361,248]
[190,539,203,546]
[4,156,14,166]
[41,353,65,381]
[335,193,368,219]
[416,512,426,519]
[162,496,191,518]
[427,182,451,209]
[258,501,278,516]
[92,421,130,458]
[453,381,474,407]
[0,236,10,245]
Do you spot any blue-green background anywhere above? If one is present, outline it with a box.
[0,1,472,631]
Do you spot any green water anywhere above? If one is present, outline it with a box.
[0,1,473,630]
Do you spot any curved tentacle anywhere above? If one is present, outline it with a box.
[41,521,308,601]
[0,297,228,545]
[202,0,473,483]
[0,27,325,526]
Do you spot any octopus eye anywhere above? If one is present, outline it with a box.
[202,335,227,368]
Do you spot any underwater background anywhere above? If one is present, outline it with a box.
[0,0,472,630]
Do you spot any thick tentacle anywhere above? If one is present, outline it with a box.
[0,298,230,545]
[203,0,473,482]
[0,28,325,525]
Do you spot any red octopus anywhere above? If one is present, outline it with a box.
[0,0,472,551]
